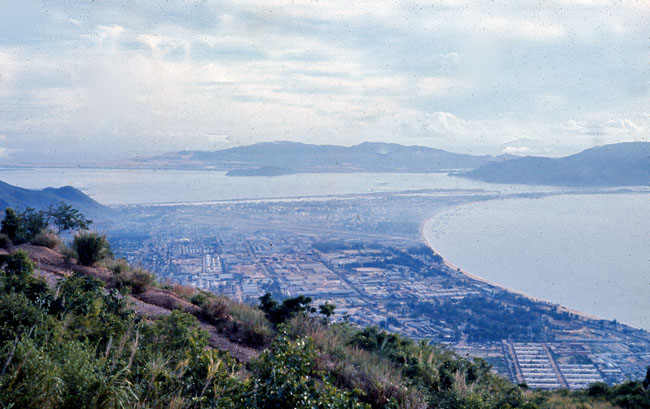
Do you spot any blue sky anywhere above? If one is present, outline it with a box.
[0,0,648,163]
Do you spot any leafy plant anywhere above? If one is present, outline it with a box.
[72,231,112,266]
[30,229,62,249]
[47,202,92,233]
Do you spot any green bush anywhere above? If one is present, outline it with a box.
[0,233,10,249]
[0,207,49,245]
[115,268,154,295]
[59,245,78,263]
[202,295,274,347]
[0,250,35,276]
[246,329,370,409]
[107,259,156,294]
[202,296,231,323]
[259,292,314,325]
[72,231,112,266]
[229,301,274,346]
[30,229,62,249]
[0,208,22,242]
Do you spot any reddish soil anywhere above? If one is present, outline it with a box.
[6,244,260,363]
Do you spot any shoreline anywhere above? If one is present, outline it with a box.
[419,207,605,323]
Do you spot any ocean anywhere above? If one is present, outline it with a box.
[423,194,650,330]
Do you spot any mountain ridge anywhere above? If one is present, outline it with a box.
[122,141,513,174]
[461,142,650,186]
[0,180,112,218]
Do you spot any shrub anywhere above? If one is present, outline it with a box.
[259,292,314,325]
[0,250,35,276]
[247,330,370,409]
[107,259,156,294]
[202,296,231,323]
[107,258,131,275]
[72,231,111,266]
[228,301,274,347]
[1,207,49,245]
[59,245,78,263]
[0,233,10,249]
[113,267,155,295]
[0,208,21,242]
[172,283,198,300]
[190,290,210,306]
[200,295,274,347]
[30,229,62,249]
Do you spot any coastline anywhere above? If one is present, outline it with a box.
[419,209,604,323]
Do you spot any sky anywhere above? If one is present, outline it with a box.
[0,0,649,163]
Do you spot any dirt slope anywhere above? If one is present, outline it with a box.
[8,244,260,363]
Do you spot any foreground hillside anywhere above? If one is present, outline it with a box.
[2,237,648,408]
[461,142,650,186]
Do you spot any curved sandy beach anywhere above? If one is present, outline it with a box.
[419,210,604,323]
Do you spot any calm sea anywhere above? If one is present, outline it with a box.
[0,167,554,205]
[424,194,650,330]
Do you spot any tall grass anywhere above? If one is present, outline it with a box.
[72,231,111,266]
[287,314,426,409]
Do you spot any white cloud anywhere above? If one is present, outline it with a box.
[503,146,532,155]
[98,25,125,39]
[564,118,646,136]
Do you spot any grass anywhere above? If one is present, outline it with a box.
[170,283,275,348]
[286,314,426,409]
[107,259,155,295]
[30,229,62,250]
[72,231,111,266]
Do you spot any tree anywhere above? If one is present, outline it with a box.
[259,292,278,315]
[0,208,20,241]
[259,292,313,325]
[19,208,49,243]
[47,202,92,233]
[319,302,336,319]
[1,204,92,246]
[0,207,47,244]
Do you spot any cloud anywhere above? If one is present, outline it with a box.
[1,0,650,162]
[503,146,532,155]
[98,25,125,39]
[564,118,646,136]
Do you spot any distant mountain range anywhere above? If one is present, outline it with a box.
[119,141,513,174]
[0,181,111,218]
[461,142,650,187]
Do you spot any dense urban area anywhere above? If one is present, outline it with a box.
[108,189,650,390]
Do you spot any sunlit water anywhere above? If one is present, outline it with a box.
[424,194,650,330]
